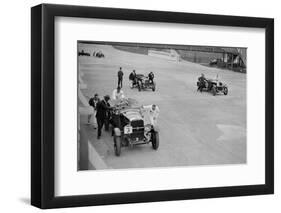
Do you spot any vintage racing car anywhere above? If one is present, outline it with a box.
[109,100,159,156]
[134,74,156,92]
[78,50,90,56]
[197,78,228,96]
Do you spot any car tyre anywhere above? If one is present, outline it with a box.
[223,87,228,95]
[114,135,121,156]
[152,131,159,150]
[138,82,141,92]
[212,87,217,96]
[152,83,156,91]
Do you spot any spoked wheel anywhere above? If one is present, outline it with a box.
[151,131,159,150]
[114,135,121,156]
[152,83,156,91]
[212,87,217,96]
[223,87,228,95]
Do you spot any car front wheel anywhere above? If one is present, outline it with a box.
[223,87,228,95]
[152,83,156,92]
[151,131,159,150]
[212,87,217,96]
[114,135,121,156]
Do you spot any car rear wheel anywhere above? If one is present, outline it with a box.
[212,87,217,96]
[138,82,141,91]
[223,87,228,95]
[152,131,159,150]
[114,135,121,156]
[152,83,156,92]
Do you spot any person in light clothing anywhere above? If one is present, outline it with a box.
[112,86,125,100]
[141,104,160,126]
[87,93,99,129]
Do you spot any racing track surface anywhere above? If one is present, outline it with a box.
[79,43,246,170]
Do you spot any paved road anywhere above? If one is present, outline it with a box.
[79,44,246,170]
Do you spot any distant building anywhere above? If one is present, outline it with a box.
[178,46,247,73]
[148,49,180,62]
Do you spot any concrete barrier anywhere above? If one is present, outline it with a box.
[78,126,107,170]
[148,49,179,61]
[88,141,107,170]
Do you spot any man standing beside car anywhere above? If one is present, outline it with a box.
[129,70,137,87]
[112,86,125,100]
[88,93,99,129]
[96,95,111,139]
[141,104,160,126]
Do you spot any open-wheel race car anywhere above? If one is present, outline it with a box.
[109,99,159,156]
[94,51,105,58]
[133,74,156,92]
[197,78,228,96]
[78,50,90,56]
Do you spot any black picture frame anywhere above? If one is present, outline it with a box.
[31,3,274,209]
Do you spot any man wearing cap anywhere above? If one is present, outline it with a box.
[148,71,154,84]
[117,67,124,88]
[129,70,137,87]
[198,73,207,92]
[141,104,160,126]
[96,95,111,139]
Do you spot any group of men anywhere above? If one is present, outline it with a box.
[86,86,129,139]
[87,91,159,139]
[88,93,111,139]
[86,67,159,140]
[118,67,155,88]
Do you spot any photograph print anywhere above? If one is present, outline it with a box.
[77,41,247,171]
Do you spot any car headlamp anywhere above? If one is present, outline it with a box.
[144,125,151,131]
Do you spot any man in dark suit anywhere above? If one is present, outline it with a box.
[96,95,111,139]
[117,67,124,88]
[129,70,137,87]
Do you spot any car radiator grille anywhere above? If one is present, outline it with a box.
[131,119,144,128]
[130,120,144,140]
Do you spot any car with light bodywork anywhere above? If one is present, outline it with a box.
[197,78,228,96]
[109,100,159,156]
[134,74,156,92]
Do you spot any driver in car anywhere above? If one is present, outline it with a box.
[148,71,154,84]
[197,73,207,92]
